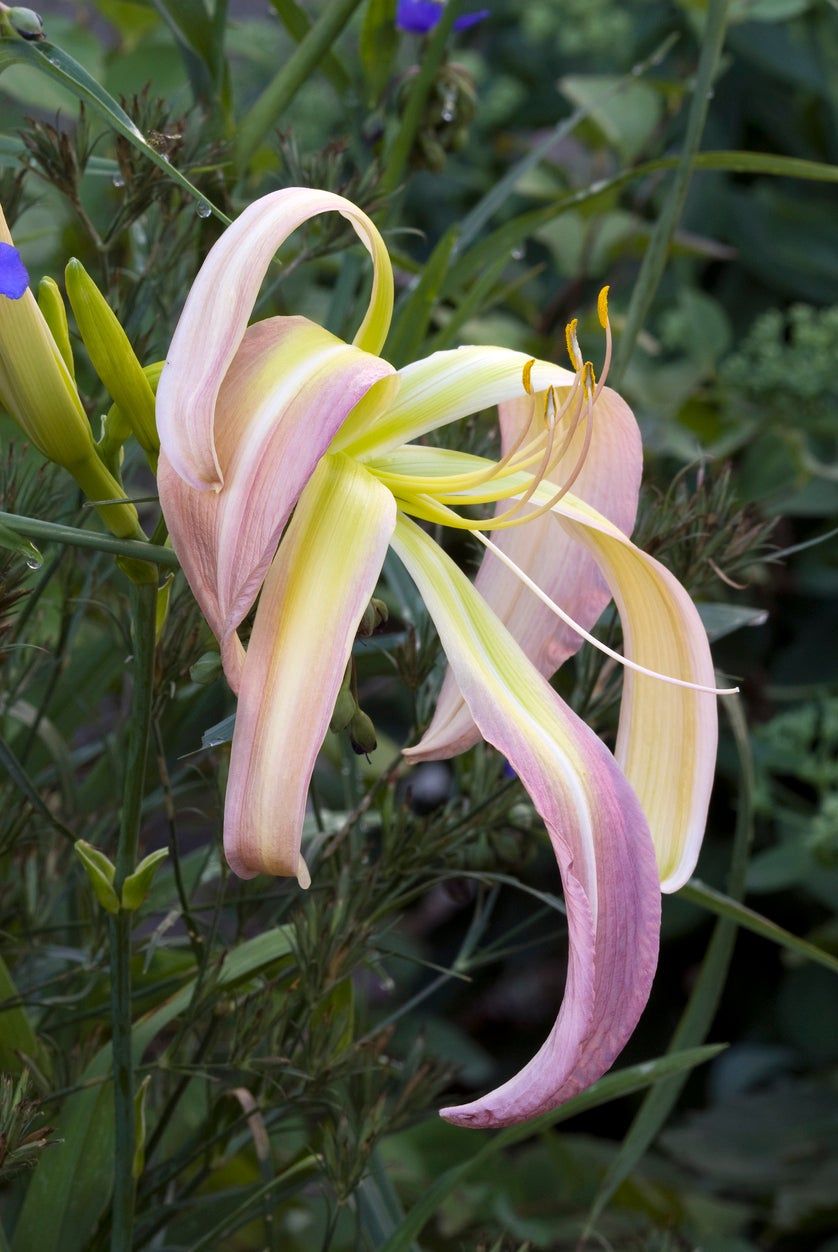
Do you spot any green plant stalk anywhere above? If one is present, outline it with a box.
[380,0,462,197]
[236,0,365,167]
[109,580,157,1252]
[0,511,179,569]
[611,0,731,384]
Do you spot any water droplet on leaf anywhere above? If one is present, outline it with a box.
[112,173,125,189]
[195,200,212,219]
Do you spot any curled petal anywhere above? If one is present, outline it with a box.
[391,515,660,1128]
[158,316,397,686]
[224,454,395,880]
[157,188,394,489]
[413,386,642,759]
[545,491,719,891]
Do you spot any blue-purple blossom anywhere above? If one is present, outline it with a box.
[396,0,489,34]
[0,242,29,300]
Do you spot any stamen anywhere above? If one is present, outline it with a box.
[473,529,739,697]
[565,318,583,371]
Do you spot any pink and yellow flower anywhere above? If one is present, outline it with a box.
[157,189,731,1129]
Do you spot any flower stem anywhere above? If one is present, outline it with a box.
[109,579,157,1251]
[0,509,179,569]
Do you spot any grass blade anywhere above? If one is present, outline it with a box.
[386,226,459,366]
[680,880,838,976]
[611,0,731,383]
[586,693,753,1228]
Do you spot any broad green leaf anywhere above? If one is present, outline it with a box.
[377,1045,727,1252]
[0,37,229,224]
[561,74,663,162]
[12,927,295,1252]
[697,603,769,641]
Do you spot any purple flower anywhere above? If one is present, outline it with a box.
[396,0,489,34]
[0,242,29,301]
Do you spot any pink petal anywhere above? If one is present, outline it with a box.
[411,385,642,760]
[224,454,396,880]
[391,516,660,1128]
[156,189,394,490]
[158,316,395,687]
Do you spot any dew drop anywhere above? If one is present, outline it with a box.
[112,173,125,189]
[195,200,212,219]
[511,245,525,260]
[25,554,43,570]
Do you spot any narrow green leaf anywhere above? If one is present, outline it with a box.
[0,955,51,1078]
[12,927,295,1252]
[445,150,838,296]
[611,0,731,383]
[386,226,459,367]
[586,694,753,1227]
[680,880,838,976]
[0,738,75,842]
[269,0,350,93]
[0,38,229,224]
[378,1045,727,1252]
[237,0,365,166]
[360,0,398,105]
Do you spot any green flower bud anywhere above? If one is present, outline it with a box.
[349,709,377,756]
[329,686,357,733]
[4,7,45,40]
[65,259,159,464]
[190,650,222,685]
[37,276,74,378]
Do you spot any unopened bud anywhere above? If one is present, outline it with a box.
[329,686,357,733]
[65,259,158,463]
[4,7,45,40]
[37,277,74,378]
[190,650,222,685]
[349,709,377,756]
[357,596,390,637]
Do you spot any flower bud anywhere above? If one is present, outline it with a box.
[0,207,143,541]
[65,258,159,463]
[190,649,222,685]
[329,661,357,732]
[2,7,45,40]
[37,276,74,378]
[349,708,377,756]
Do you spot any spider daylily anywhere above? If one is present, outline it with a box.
[157,189,732,1129]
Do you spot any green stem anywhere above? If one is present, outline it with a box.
[380,0,462,198]
[606,0,730,385]
[109,580,157,1252]
[0,510,179,569]
[236,0,365,167]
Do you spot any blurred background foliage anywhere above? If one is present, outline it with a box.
[1,0,837,1248]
